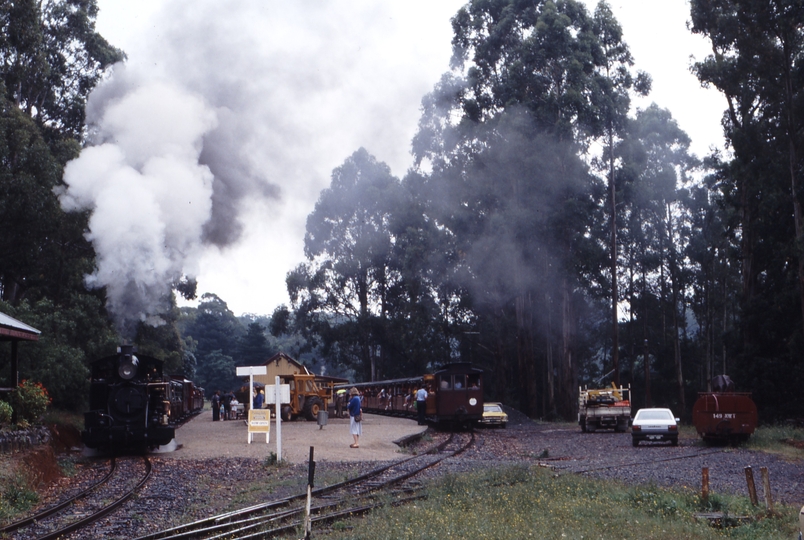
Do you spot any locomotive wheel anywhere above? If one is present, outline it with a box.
[580,418,587,432]
[303,396,324,421]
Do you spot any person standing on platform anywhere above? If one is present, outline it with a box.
[253,387,264,410]
[348,387,362,448]
[416,385,428,425]
[222,391,233,421]
[211,391,221,422]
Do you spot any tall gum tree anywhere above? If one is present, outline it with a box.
[289,149,406,381]
[691,0,804,351]
[412,0,622,418]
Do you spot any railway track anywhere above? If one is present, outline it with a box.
[565,448,727,475]
[1,455,152,540]
[133,431,475,540]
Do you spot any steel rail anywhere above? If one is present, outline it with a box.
[35,455,152,540]
[564,448,726,475]
[137,431,474,540]
[0,458,117,536]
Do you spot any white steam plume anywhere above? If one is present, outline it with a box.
[69,0,467,325]
[60,67,218,336]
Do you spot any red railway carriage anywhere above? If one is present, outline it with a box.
[337,362,483,428]
[432,363,483,425]
[692,391,758,444]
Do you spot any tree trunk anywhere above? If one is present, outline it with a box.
[609,129,620,386]
[560,276,576,419]
[545,292,555,417]
[666,203,685,413]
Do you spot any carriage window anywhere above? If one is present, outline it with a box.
[439,376,451,390]
[468,375,480,389]
[453,374,466,389]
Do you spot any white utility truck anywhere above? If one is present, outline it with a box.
[578,383,631,432]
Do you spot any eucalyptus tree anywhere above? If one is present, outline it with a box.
[411,0,629,417]
[0,0,124,140]
[691,0,804,343]
[590,2,651,386]
[180,293,243,392]
[236,322,274,367]
[690,0,804,413]
[685,174,739,393]
[288,149,429,381]
[617,104,696,411]
[0,0,125,405]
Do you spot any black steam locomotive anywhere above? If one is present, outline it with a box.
[82,345,202,451]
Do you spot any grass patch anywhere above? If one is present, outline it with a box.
[321,465,799,539]
[41,409,84,431]
[0,457,38,521]
[743,424,804,459]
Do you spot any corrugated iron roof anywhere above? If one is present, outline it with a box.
[0,311,40,341]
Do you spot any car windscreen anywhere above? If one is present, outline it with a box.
[484,405,502,412]
[637,410,672,421]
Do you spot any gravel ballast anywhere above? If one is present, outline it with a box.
[8,407,804,539]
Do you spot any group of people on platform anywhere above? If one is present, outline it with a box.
[210,387,271,422]
[207,384,430,450]
[209,390,241,421]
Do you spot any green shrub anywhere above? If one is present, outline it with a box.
[0,401,11,424]
[10,380,51,424]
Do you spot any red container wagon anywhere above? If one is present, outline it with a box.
[692,391,758,444]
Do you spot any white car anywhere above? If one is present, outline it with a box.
[631,408,679,446]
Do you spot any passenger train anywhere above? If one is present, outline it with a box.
[336,362,484,429]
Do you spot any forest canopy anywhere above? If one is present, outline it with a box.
[1,0,803,424]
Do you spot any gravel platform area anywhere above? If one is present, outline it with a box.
[439,406,804,507]
[7,407,804,539]
[160,408,425,463]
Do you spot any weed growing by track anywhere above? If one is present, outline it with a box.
[323,464,799,539]
[744,424,804,459]
[0,459,38,521]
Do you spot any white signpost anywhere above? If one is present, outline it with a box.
[276,376,283,461]
[236,365,267,415]
[235,366,290,459]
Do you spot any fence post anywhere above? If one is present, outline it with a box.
[701,467,709,504]
[744,466,758,506]
[760,467,773,513]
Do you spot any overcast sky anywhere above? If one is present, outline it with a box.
[88,0,725,318]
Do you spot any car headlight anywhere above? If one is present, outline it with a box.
[118,355,139,380]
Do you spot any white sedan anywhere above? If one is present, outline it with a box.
[631,408,679,447]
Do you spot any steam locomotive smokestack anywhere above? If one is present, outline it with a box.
[118,344,137,356]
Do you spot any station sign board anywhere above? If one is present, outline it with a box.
[265,384,290,404]
[248,409,270,444]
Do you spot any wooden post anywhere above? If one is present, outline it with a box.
[305,446,315,540]
[10,341,18,425]
[701,467,709,504]
[744,466,758,506]
[760,467,773,513]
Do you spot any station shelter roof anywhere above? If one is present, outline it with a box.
[0,311,40,342]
